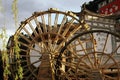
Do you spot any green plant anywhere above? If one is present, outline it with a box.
[12,0,23,79]
[14,35,23,80]
[0,27,10,80]
[12,0,18,28]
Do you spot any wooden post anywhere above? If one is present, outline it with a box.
[37,54,52,80]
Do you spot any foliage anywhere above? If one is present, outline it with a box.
[0,1,10,80]
[12,0,18,28]
[12,0,23,79]
[0,0,23,80]
[14,35,23,80]
[0,27,10,80]
[0,0,3,12]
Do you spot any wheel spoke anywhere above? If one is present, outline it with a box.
[77,38,94,68]
[48,13,52,31]
[41,15,47,32]
[28,21,39,37]
[54,13,59,29]
[23,69,30,76]
[18,33,32,43]
[62,18,74,36]
[34,17,43,34]
[57,15,67,34]
[22,27,37,43]
[102,33,109,52]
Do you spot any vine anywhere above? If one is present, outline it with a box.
[0,27,10,80]
[12,0,23,79]
[0,0,10,80]
[14,35,23,80]
[0,0,3,12]
[12,0,18,28]
[0,0,23,79]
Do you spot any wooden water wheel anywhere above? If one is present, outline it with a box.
[56,30,120,80]
[8,8,86,80]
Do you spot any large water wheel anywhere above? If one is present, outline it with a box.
[8,8,87,80]
[56,30,120,80]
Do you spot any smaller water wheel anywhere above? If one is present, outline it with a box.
[7,8,87,80]
[56,30,120,80]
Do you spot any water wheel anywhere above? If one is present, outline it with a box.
[56,30,120,80]
[8,8,85,80]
